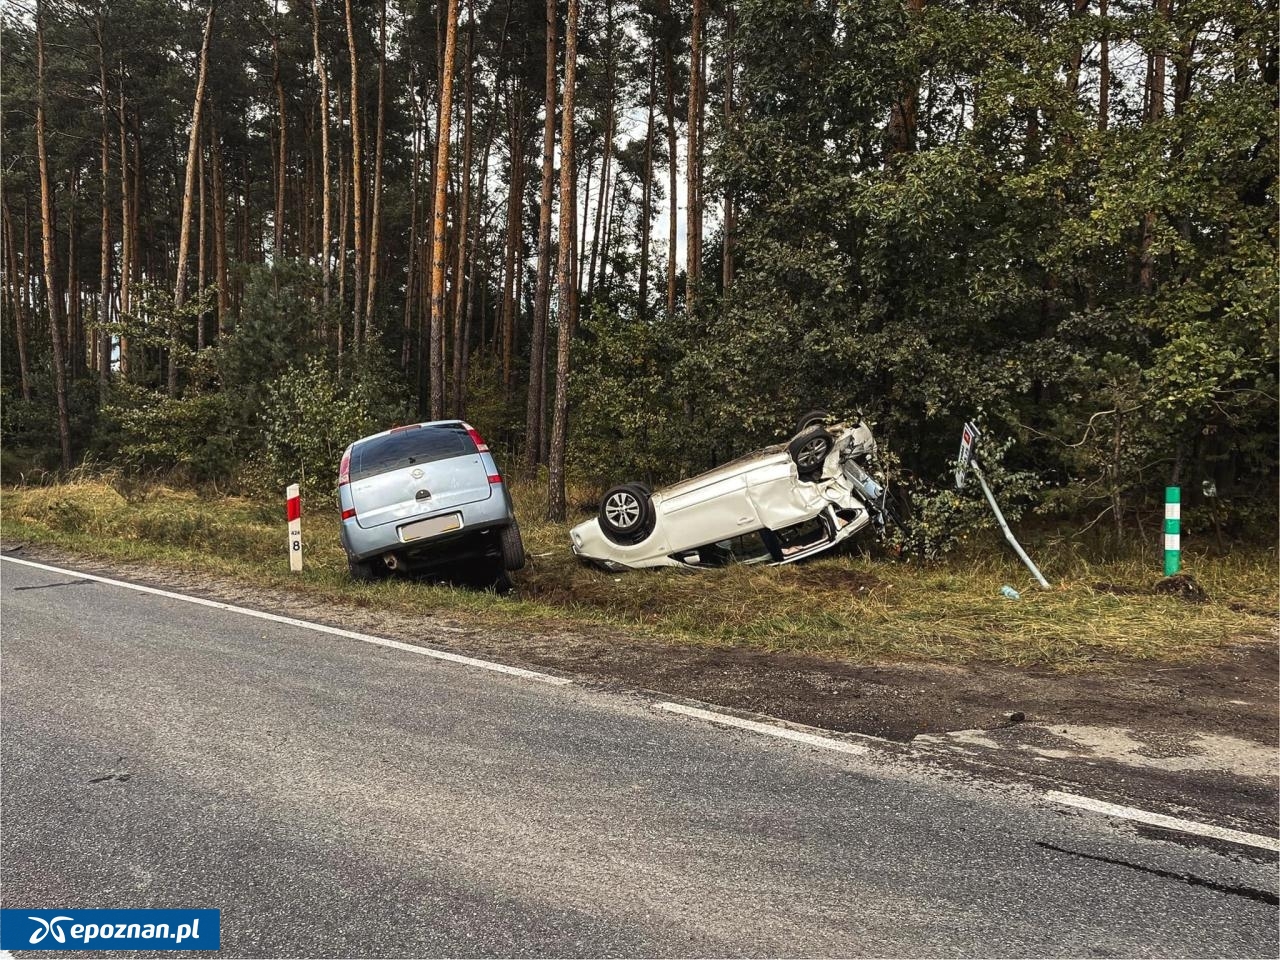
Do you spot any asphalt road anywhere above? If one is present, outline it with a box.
[2,557,1276,958]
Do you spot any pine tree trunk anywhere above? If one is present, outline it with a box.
[117,71,132,378]
[271,11,286,260]
[524,0,556,464]
[67,173,81,377]
[638,45,655,323]
[886,0,924,155]
[196,144,207,350]
[429,0,462,419]
[344,0,366,350]
[364,0,387,325]
[35,0,72,469]
[1065,0,1089,96]
[210,123,230,337]
[686,0,704,299]
[311,0,332,307]
[587,119,611,302]
[452,15,476,415]
[547,0,579,522]
[464,69,504,412]
[597,171,620,296]
[169,0,216,396]
[662,9,678,317]
[500,85,524,396]
[577,151,593,302]
[587,0,616,303]
[336,87,349,358]
[722,2,736,291]
[2,198,33,400]
[403,90,423,371]
[1139,0,1168,292]
[1098,0,1109,130]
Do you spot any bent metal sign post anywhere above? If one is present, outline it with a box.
[0,909,220,951]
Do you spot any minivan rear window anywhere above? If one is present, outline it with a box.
[351,426,477,482]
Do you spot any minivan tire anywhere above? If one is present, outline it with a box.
[348,556,385,582]
[500,521,526,571]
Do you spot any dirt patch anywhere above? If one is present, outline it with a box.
[781,564,887,593]
[7,543,1276,747]
[1155,572,1209,603]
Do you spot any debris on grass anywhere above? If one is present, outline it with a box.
[1154,573,1209,603]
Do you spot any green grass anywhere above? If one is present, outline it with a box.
[2,477,1275,669]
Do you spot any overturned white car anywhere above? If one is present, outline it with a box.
[570,412,897,572]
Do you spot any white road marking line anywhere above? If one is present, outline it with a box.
[655,701,869,756]
[1,556,571,687]
[1047,790,1280,852]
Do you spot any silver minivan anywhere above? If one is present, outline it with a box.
[338,420,524,581]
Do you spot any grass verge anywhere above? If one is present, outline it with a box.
[2,477,1275,669]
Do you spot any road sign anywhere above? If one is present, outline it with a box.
[955,421,980,489]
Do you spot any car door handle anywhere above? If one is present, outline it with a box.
[737,516,753,525]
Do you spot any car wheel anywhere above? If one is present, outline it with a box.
[348,556,386,582]
[795,409,832,434]
[599,483,656,545]
[788,426,834,480]
[500,521,526,571]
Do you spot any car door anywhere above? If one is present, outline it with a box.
[659,470,760,553]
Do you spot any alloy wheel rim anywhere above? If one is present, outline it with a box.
[605,492,641,529]
[797,438,829,469]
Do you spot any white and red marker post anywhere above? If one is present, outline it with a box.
[286,483,303,572]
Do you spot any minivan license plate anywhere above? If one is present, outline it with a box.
[399,513,462,542]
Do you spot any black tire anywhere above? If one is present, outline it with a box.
[348,556,386,582]
[500,521,526,571]
[795,408,832,434]
[598,483,656,545]
[788,426,834,480]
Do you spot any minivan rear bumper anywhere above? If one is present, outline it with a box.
[340,487,515,563]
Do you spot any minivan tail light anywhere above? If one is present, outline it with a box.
[338,449,351,487]
[463,423,490,453]
[488,474,502,485]
[341,507,357,521]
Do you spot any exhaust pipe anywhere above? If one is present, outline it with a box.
[382,553,400,571]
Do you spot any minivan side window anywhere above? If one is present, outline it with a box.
[350,426,478,482]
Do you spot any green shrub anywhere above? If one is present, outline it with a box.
[258,356,412,500]
[96,383,237,484]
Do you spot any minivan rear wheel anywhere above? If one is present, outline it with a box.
[348,556,387,582]
[500,521,526,571]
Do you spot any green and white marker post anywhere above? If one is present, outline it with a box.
[1164,486,1181,576]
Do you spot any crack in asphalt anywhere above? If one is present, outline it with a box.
[13,578,94,591]
[1037,842,1280,905]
